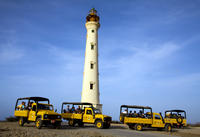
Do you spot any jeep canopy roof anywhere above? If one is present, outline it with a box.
[62,102,93,106]
[61,102,93,113]
[16,97,50,105]
[165,110,185,113]
[17,97,49,102]
[120,105,152,109]
[165,109,186,118]
[15,97,50,110]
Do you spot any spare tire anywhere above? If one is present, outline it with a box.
[176,117,183,124]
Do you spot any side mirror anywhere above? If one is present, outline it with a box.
[55,109,57,112]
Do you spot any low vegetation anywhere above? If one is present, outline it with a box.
[187,122,200,127]
[191,122,200,127]
[6,116,18,122]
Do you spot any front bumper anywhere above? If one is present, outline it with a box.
[42,119,61,125]
[104,117,112,123]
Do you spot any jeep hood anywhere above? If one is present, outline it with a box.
[95,114,111,118]
[38,110,60,115]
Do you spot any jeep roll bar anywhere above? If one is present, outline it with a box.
[120,105,152,112]
[165,109,186,118]
[61,102,93,113]
[120,105,152,109]
[120,105,153,118]
[15,97,50,110]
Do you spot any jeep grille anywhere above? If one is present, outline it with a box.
[104,117,111,122]
[47,115,60,119]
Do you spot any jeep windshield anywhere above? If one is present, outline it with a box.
[37,104,53,111]
[94,109,102,114]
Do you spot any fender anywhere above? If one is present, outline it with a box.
[95,118,102,123]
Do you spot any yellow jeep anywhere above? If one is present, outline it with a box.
[14,97,62,129]
[120,105,172,132]
[61,102,112,129]
[164,110,187,128]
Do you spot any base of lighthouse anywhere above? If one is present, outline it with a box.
[94,104,103,112]
[81,91,103,111]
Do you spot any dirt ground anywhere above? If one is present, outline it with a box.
[0,122,200,137]
[169,127,200,137]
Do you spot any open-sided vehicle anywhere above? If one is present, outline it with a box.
[14,97,62,129]
[120,105,172,132]
[61,102,112,129]
[164,110,187,128]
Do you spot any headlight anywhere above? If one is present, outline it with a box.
[57,115,61,119]
[44,114,48,119]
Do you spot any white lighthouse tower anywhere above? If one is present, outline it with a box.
[81,8,102,110]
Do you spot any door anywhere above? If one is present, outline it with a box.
[83,108,95,123]
[152,114,164,128]
[28,105,37,121]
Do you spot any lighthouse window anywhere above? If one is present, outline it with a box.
[90,63,94,69]
[91,30,94,33]
[91,44,94,50]
[90,83,94,90]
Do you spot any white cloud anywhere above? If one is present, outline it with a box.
[127,42,180,60]
[100,42,181,82]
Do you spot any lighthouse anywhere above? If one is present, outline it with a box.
[81,8,102,110]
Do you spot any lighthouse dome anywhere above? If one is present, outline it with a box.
[86,8,99,22]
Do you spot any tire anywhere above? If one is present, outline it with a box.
[78,121,84,127]
[68,120,75,127]
[95,120,103,129]
[18,117,24,126]
[35,118,43,129]
[176,117,183,124]
[165,124,172,132]
[135,124,143,131]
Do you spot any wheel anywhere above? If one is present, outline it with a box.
[78,121,84,127]
[165,124,172,132]
[95,120,103,129]
[135,124,143,131]
[18,117,24,126]
[176,117,183,124]
[68,120,75,127]
[35,118,43,129]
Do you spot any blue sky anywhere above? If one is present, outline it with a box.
[0,0,200,123]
